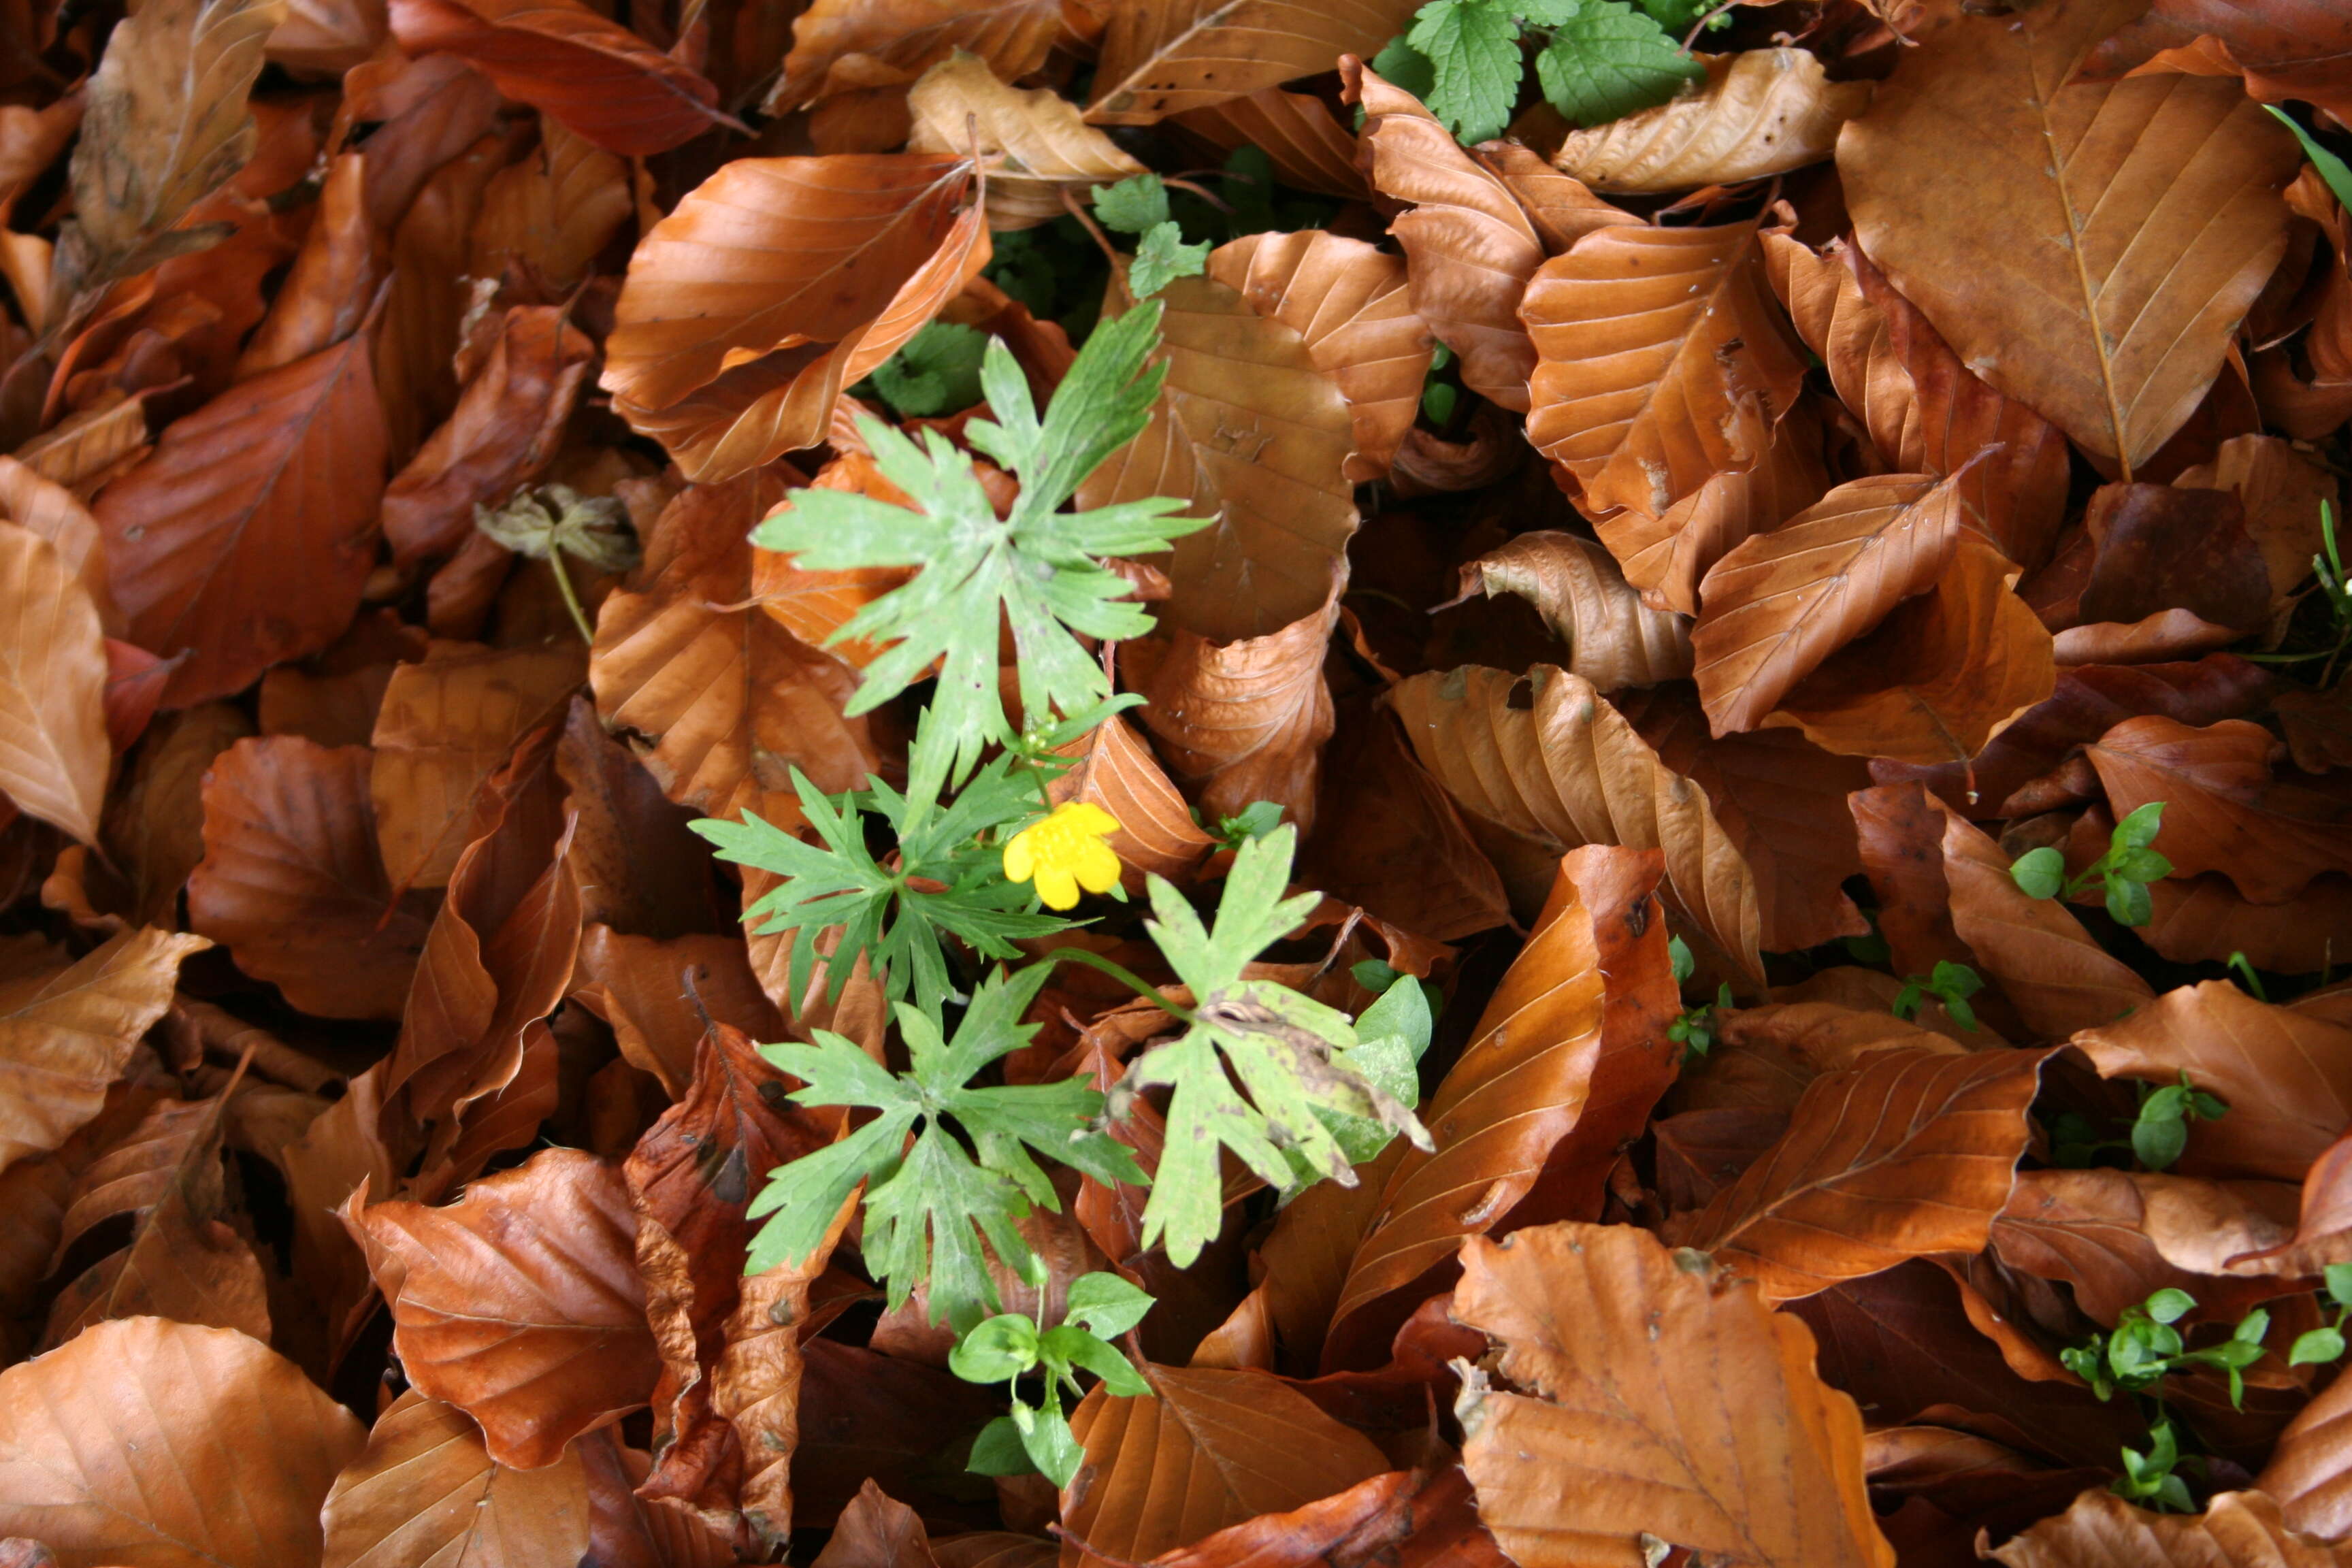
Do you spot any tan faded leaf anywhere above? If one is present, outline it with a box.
[1987,1489,2348,1567]
[0,1317,365,1568]
[906,53,1145,231]
[321,1392,591,1568]
[1993,1168,2304,1328]
[1553,48,1869,194]
[1684,1046,2047,1304]
[1060,1364,1390,1563]
[1075,272,1356,642]
[358,1147,661,1470]
[1129,592,1336,834]
[767,0,1062,113]
[1456,530,1693,691]
[0,926,209,1176]
[1086,0,1419,124]
[1349,63,1543,411]
[0,522,110,845]
[2260,1362,2352,1541]
[1208,231,1434,483]
[1838,0,2302,474]
[1522,216,1807,519]
[1392,662,1763,981]
[1171,88,1367,201]
[1453,1224,1892,1568]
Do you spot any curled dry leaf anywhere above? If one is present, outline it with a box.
[601,155,985,482]
[1075,272,1356,643]
[1171,88,1368,201]
[387,0,731,155]
[0,926,209,1175]
[1837,0,2303,474]
[370,640,584,890]
[2084,716,2352,905]
[1993,1168,2304,1328]
[1552,48,1871,194]
[573,926,782,1094]
[1128,591,1336,834]
[906,53,1145,231]
[1324,847,1669,1370]
[1048,711,1218,887]
[1454,530,1693,691]
[2176,434,2340,631]
[357,1146,662,1470]
[1391,662,1763,982]
[0,521,109,845]
[95,325,388,707]
[189,736,433,1020]
[321,1390,592,1568]
[1453,1223,1893,1568]
[2259,1355,2352,1541]
[591,473,878,825]
[1522,216,1807,520]
[767,0,1063,113]
[1346,63,1544,412]
[1207,231,1433,483]
[1684,1046,2048,1305]
[2072,981,2352,1186]
[468,120,633,293]
[1086,0,1419,124]
[1060,1364,1392,1563]
[1986,1488,2347,1567]
[0,1317,365,1568]
[1692,470,1963,734]
[1473,142,1633,257]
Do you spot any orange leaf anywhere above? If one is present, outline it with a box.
[768,0,1063,114]
[1128,593,1337,834]
[1985,1488,2345,1567]
[0,521,110,845]
[1453,1223,1894,1568]
[1048,712,1218,887]
[1086,0,1420,125]
[2084,716,2352,904]
[321,1390,592,1568]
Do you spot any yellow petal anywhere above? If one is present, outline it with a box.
[1003,830,1036,885]
[1063,802,1122,838]
[1073,836,1122,894]
[1034,864,1081,910]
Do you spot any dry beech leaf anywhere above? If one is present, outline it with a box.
[1986,1488,2349,1567]
[1454,530,1693,692]
[2259,1358,2352,1541]
[905,53,1145,231]
[1128,592,1336,834]
[1597,397,1833,618]
[1049,712,1218,887]
[1060,1364,1391,1563]
[233,151,380,380]
[1171,88,1368,201]
[380,305,598,568]
[95,325,387,708]
[321,1390,592,1568]
[2136,873,2352,977]
[591,472,878,825]
[1763,237,2069,570]
[1772,536,2057,766]
[751,451,919,670]
[468,120,632,291]
[2072,981,2352,1186]
[2083,716,2352,904]
[1143,1468,1503,1568]
[1207,231,1433,483]
[1392,662,1764,982]
[1692,470,1963,735]
[358,1146,662,1470]
[0,521,110,845]
[1684,1046,2047,1305]
[189,736,433,1021]
[1838,0,2302,474]
[370,640,584,890]
[813,1480,936,1568]
[1075,272,1356,643]
[1522,216,1807,520]
[1473,142,1634,257]
[0,455,114,625]
[1552,48,1871,195]
[1325,847,1667,1369]
[0,926,209,1175]
[1453,1223,1893,1568]
[1993,1168,2305,1329]
[387,0,731,156]
[573,926,783,1094]
[600,155,983,482]
[767,0,1062,113]
[1085,0,1418,125]
[1347,63,1544,412]
[2176,434,2339,630]
[0,1316,365,1568]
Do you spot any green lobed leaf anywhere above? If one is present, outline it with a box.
[867,320,990,418]
[1535,0,1701,127]
[1091,174,1171,234]
[1407,0,1524,145]
[1128,220,1209,298]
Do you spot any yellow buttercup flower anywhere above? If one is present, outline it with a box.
[1004,802,1124,910]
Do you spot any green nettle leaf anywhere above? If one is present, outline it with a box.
[1120,825,1434,1265]
[746,966,1145,1329]
[1090,174,1173,235]
[1369,33,1439,99]
[867,320,990,419]
[1407,0,1524,144]
[1128,221,1210,297]
[1535,0,1701,126]
[752,301,1209,803]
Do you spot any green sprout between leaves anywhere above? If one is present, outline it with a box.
[2008,802,2171,927]
[1216,800,1285,848]
[1090,174,1211,298]
[2063,1286,2285,1512]
[954,1267,1156,1486]
[474,483,640,644]
[862,319,990,419]
[2227,951,2270,1002]
[2129,1072,2229,1172]
[2289,1264,2352,1369]
[1375,0,1712,147]
[1665,936,1730,1061]
[1891,960,1983,1032]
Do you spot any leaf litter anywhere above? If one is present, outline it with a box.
[0,0,2349,1563]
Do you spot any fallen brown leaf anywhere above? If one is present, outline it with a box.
[1986,1488,2349,1567]
[1128,591,1337,833]
[1552,48,1869,194]
[1452,530,1693,692]
[1086,0,1418,125]
[321,1390,593,1568]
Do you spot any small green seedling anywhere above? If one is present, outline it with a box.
[2063,1288,2270,1410]
[2289,1264,2352,1369]
[2009,802,2170,927]
[2129,1072,2228,1172]
[1216,800,1284,847]
[2114,1418,2194,1514]
[1665,935,1731,1060]
[1892,960,1983,1032]
[955,1269,1156,1486]
[1089,175,1209,297]
[2227,951,2270,1003]
[1373,0,1713,146]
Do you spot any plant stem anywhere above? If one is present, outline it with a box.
[1037,946,1196,1026]
[549,548,595,645]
